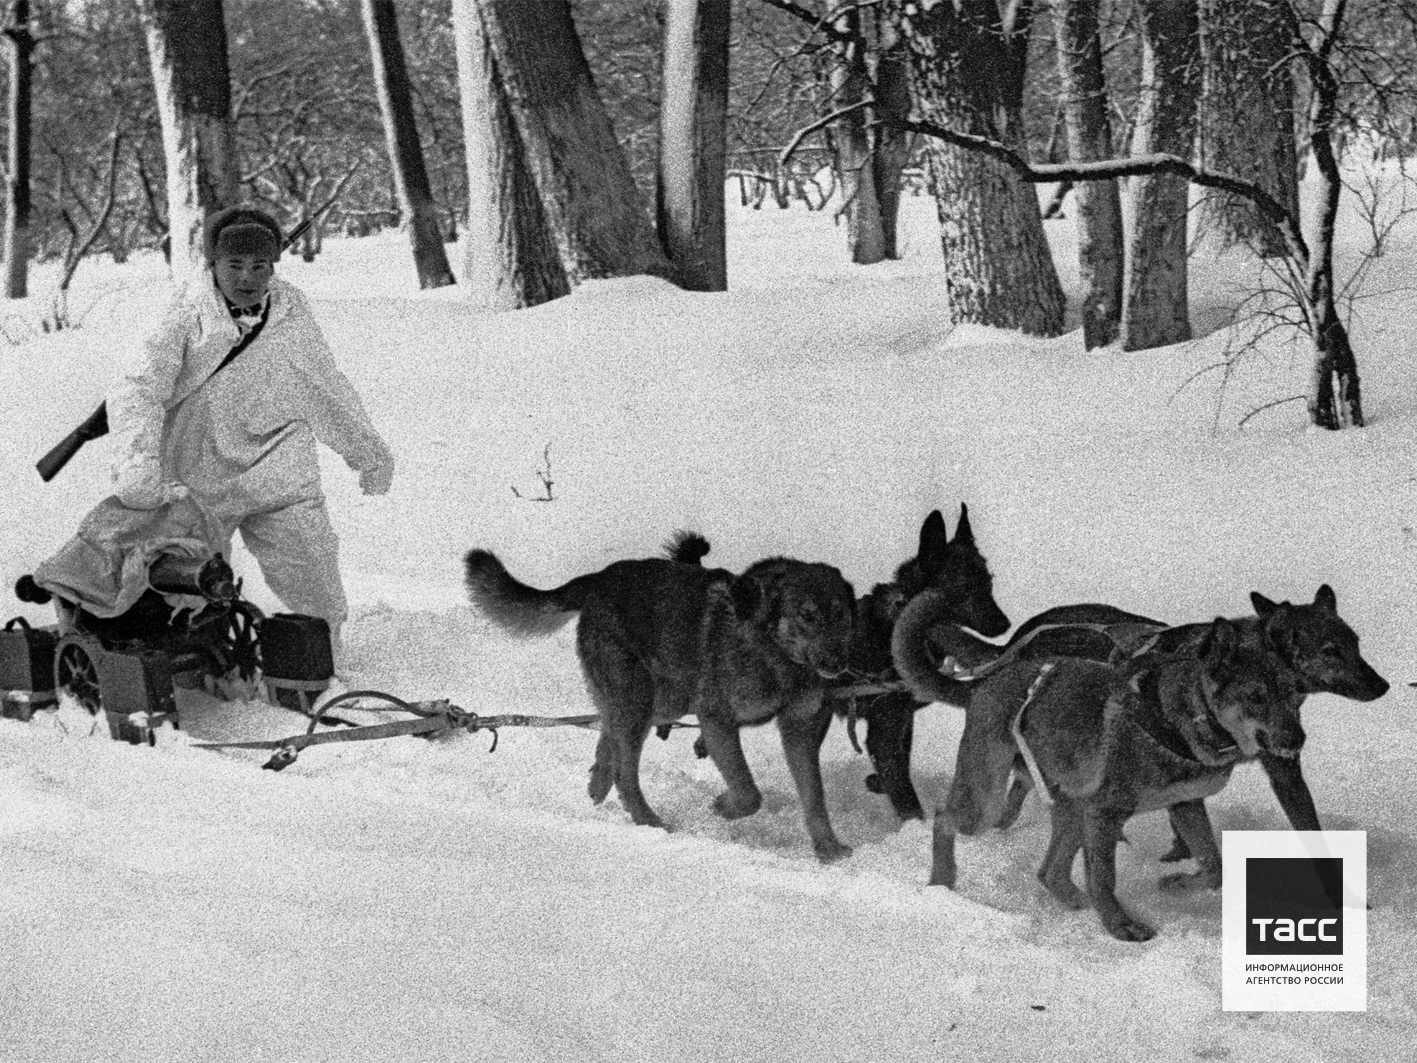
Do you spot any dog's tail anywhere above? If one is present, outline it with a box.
[464,549,590,638]
[890,590,979,709]
[663,530,711,565]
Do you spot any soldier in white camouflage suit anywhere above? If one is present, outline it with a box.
[32,207,394,656]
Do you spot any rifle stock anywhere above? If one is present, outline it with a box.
[36,403,109,483]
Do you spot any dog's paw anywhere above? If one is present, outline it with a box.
[625,806,668,830]
[587,768,613,805]
[813,839,853,863]
[713,790,763,820]
[1042,879,1088,910]
[1105,914,1157,943]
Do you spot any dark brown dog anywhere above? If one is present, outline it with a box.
[668,507,1011,822]
[464,547,858,860]
[929,618,1306,941]
[893,585,1389,855]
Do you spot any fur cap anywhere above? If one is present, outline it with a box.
[203,206,282,263]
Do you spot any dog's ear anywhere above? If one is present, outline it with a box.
[733,564,785,623]
[1313,584,1337,613]
[731,575,763,620]
[953,502,975,547]
[1263,610,1300,658]
[1199,616,1237,663]
[1250,591,1279,616]
[918,510,949,566]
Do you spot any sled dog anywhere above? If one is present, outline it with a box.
[464,544,857,860]
[667,505,1010,822]
[929,617,1307,941]
[894,584,1389,857]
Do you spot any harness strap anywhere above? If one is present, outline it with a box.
[1123,669,1239,763]
[1010,662,1057,806]
[844,695,863,753]
[208,299,271,382]
[945,620,1169,683]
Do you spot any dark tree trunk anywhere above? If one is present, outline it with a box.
[871,22,912,260]
[2,0,33,299]
[882,0,1365,427]
[140,0,240,284]
[1121,0,1198,352]
[1053,0,1123,348]
[657,0,731,290]
[889,0,1066,337]
[471,0,672,289]
[1196,0,1299,257]
[452,0,569,308]
[361,0,456,289]
[828,7,886,265]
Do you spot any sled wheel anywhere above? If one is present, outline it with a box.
[226,601,263,681]
[54,638,102,715]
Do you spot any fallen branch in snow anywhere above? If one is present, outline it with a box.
[511,443,555,502]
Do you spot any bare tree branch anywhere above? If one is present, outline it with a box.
[754,0,856,43]
[779,99,871,170]
[1238,395,1308,430]
[875,108,1312,265]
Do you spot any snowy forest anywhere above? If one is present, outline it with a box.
[4,2,1417,1061]
[6,1,1417,425]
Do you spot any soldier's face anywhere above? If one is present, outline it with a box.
[214,255,274,308]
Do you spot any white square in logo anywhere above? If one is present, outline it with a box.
[1222,831,1366,1011]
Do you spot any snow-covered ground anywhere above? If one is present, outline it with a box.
[2,176,1415,1062]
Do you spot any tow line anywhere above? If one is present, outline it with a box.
[195,689,609,772]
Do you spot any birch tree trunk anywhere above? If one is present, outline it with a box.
[889,0,1065,337]
[657,0,731,290]
[139,0,240,285]
[1053,0,1123,348]
[361,0,456,289]
[2,0,33,299]
[1304,0,1363,428]
[1121,0,1198,351]
[1196,0,1299,257]
[452,0,568,309]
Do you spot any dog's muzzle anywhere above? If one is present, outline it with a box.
[795,637,850,678]
[1254,736,1302,760]
[1254,723,1305,759]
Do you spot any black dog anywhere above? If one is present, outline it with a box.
[670,506,1009,820]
